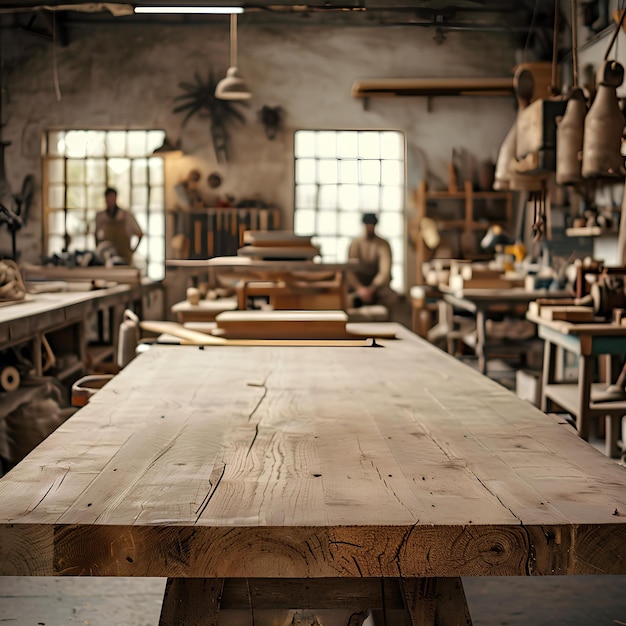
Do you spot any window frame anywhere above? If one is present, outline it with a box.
[293,128,407,293]
[42,128,167,281]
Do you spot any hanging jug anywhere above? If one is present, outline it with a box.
[582,60,625,178]
[556,88,587,185]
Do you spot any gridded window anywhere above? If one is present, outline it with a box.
[294,130,406,292]
[43,129,166,280]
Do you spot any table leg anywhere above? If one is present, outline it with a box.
[475,310,487,375]
[159,578,224,626]
[541,340,557,413]
[402,577,472,626]
[605,414,623,458]
[577,355,594,441]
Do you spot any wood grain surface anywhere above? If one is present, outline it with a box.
[0,325,625,579]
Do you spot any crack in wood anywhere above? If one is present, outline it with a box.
[194,462,226,522]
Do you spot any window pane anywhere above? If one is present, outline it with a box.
[127,131,147,157]
[48,211,64,235]
[336,236,351,262]
[295,185,317,211]
[47,159,64,184]
[106,131,127,156]
[131,187,148,210]
[359,186,379,211]
[359,160,381,185]
[294,208,315,234]
[48,235,65,254]
[294,130,316,158]
[64,131,87,158]
[338,211,361,235]
[67,186,86,210]
[134,211,148,233]
[66,210,86,236]
[318,159,338,184]
[88,186,106,210]
[149,237,164,260]
[381,186,403,211]
[68,235,87,252]
[149,186,164,210]
[148,262,164,281]
[381,132,403,159]
[316,131,336,158]
[86,159,106,184]
[296,159,316,184]
[338,184,359,211]
[317,210,337,236]
[339,160,358,184]
[379,211,403,234]
[132,159,148,186]
[48,185,65,209]
[86,131,106,157]
[337,132,358,158]
[390,239,404,266]
[107,158,131,193]
[149,215,165,237]
[66,159,85,184]
[148,158,164,184]
[319,185,337,210]
[359,132,380,159]
[381,160,403,186]
[147,130,166,155]
[48,131,65,156]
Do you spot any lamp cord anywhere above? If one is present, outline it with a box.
[230,13,237,68]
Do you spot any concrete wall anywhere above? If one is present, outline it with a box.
[0,19,518,287]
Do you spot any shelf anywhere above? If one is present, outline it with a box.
[565,227,604,237]
[544,383,626,417]
[87,344,115,367]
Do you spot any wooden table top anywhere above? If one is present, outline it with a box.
[1,325,625,579]
[440,285,570,303]
[167,257,356,272]
[527,311,626,337]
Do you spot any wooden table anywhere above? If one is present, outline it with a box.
[528,311,626,458]
[440,286,570,374]
[1,325,625,625]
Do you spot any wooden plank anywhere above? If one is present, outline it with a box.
[403,577,472,626]
[540,306,595,322]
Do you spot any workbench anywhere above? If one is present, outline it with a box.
[527,311,626,458]
[0,280,162,377]
[1,326,625,624]
[440,286,570,374]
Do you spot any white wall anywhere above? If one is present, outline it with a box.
[0,20,518,286]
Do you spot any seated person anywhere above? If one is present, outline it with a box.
[347,213,398,314]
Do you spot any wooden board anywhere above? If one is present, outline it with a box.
[540,306,595,322]
[214,310,350,339]
[237,245,321,260]
[243,231,313,247]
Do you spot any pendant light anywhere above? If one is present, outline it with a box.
[215,13,251,100]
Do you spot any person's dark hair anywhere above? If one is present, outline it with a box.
[362,213,378,225]
[105,187,117,196]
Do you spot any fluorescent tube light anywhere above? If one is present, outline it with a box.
[135,6,243,14]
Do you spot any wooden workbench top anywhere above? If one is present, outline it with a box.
[0,325,625,579]
[527,310,626,336]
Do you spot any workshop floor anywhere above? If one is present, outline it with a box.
[0,575,625,625]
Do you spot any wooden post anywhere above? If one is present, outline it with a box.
[159,578,224,626]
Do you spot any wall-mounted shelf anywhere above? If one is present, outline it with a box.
[351,77,514,99]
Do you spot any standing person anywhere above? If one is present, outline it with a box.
[347,213,398,314]
[95,187,143,265]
